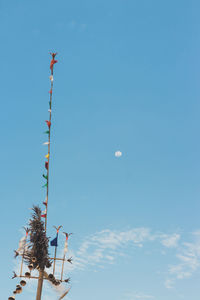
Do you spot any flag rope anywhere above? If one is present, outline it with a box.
[44,53,57,232]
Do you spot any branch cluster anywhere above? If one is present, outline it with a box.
[24,206,51,270]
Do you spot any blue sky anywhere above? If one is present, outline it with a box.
[1,0,200,299]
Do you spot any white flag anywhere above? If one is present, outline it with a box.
[17,236,26,255]
[64,240,68,254]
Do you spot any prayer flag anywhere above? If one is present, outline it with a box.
[64,239,68,254]
[45,161,49,170]
[16,236,26,255]
[50,59,58,71]
[50,236,58,247]
[41,209,47,218]
[43,142,49,145]
[43,197,48,206]
[45,120,51,128]
[45,153,49,159]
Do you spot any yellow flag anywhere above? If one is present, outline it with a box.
[45,154,49,159]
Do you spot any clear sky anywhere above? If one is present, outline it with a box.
[1,0,200,299]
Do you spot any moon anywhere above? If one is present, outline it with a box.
[115,151,122,157]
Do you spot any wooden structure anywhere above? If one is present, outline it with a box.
[9,54,71,300]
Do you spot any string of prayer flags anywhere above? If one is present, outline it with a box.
[45,120,51,128]
[41,53,57,232]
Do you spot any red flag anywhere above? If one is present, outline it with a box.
[50,59,58,71]
[41,209,47,218]
[45,161,49,170]
[45,120,51,128]
[49,89,52,94]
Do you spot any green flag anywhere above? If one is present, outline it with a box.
[43,174,48,180]
[44,130,50,135]
[42,183,48,188]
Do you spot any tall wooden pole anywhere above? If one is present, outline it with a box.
[35,53,57,300]
[36,270,44,300]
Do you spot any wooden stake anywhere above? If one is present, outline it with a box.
[60,254,65,281]
[20,230,29,276]
[53,243,58,275]
[59,288,71,300]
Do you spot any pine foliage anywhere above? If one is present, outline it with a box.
[25,206,51,270]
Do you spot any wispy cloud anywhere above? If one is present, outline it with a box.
[13,227,200,297]
[166,231,200,287]
[74,228,181,271]
[160,233,180,248]
[75,228,153,269]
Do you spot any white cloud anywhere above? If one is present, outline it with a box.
[164,231,200,288]
[160,233,180,248]
[76,228,153,270]
[168,242,200,280]
[164,278,174,289]
[64,228,184,276]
